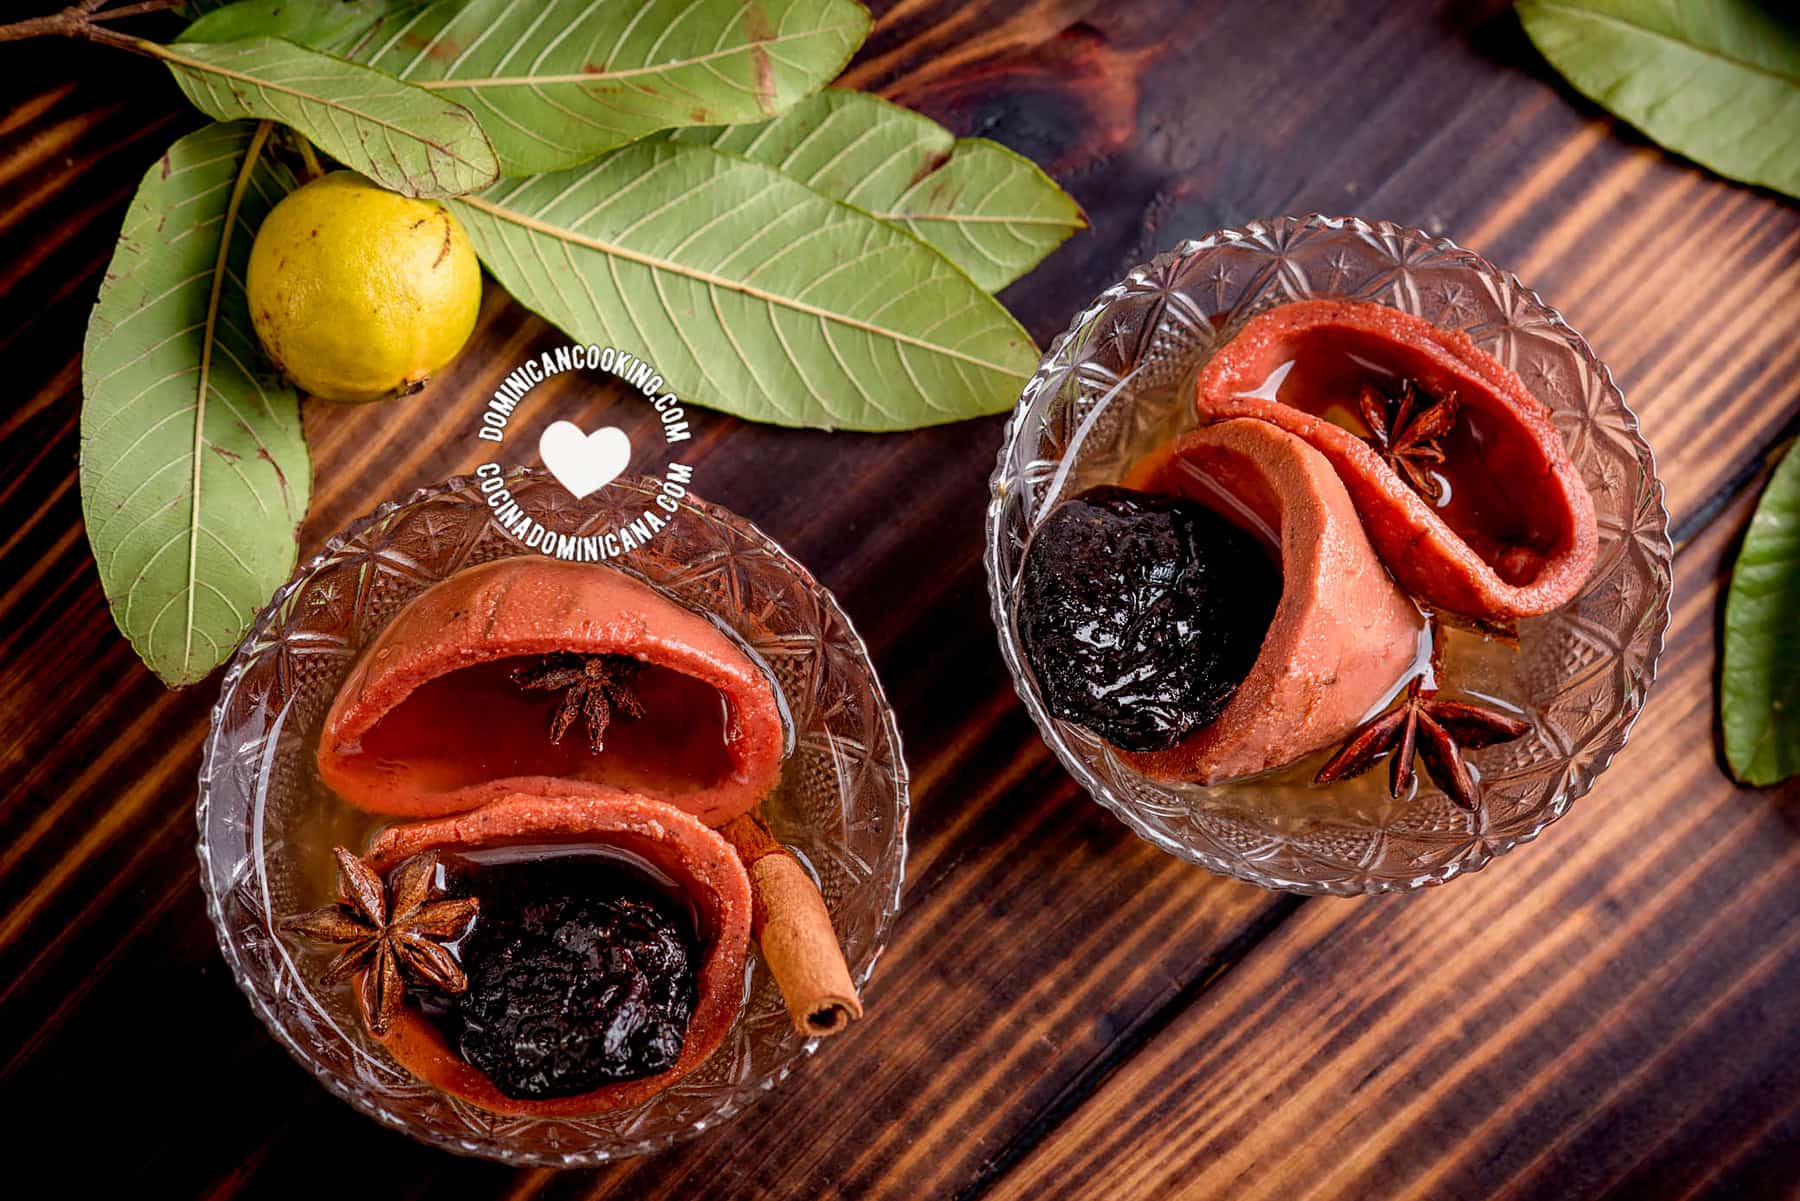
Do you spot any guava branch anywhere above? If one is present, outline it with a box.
[0,0,180,46]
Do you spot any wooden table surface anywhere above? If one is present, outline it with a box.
[2,2,1797,1197]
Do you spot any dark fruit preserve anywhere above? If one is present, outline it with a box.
[1017,485,1280,752]
[416,846,701,1101]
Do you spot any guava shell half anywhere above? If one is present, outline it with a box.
[368,788,753,1118]
[316,557,784,826]
[1194,299,1597,621]
[1120,419,1425,783]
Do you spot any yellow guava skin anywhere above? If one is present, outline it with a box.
[246,171,481,403]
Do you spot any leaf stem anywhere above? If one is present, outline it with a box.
[91,1,183,21]
[295,135,324,182]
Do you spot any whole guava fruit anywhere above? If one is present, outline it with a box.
[246,171,481,403]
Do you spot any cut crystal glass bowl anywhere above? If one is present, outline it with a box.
[198,470,908,1163]
[986,215,1672,895]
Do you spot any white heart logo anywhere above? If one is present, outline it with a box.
[538,421,632,499]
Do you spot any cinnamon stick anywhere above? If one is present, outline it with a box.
[719,810,862,1037]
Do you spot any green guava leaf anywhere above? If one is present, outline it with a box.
[1517,0,1800,197]
[177,9,1079,287]
[676,91,1086,291]
[1722,446,1800,785]
[156,34,499,197]
[342,0,869,175]
[179,0,422,50]
[81,121,312,688]
[448,139,1039,430]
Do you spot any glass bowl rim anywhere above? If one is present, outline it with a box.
[983,212,1673,895]
[196,468,911,1163]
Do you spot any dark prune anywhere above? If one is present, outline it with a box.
[445,861,697,1100]
[1017,485,1280,752]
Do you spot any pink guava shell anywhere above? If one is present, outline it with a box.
[1194,299,1597,620]
[1120,419,1424,783]
[316,557,784,826]
[368,789,753,1118]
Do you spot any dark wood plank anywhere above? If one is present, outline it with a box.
[983,495,1800,1201]
[0,3,1795,1200]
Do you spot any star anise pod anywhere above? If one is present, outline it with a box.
[1314,676,1529,810]
[283,848,478,1037]
[1359,379,1460,504]
[510,652,645,753]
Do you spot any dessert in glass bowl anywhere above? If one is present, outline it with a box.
[987,216,1671,895]
[198,471,907,1164]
